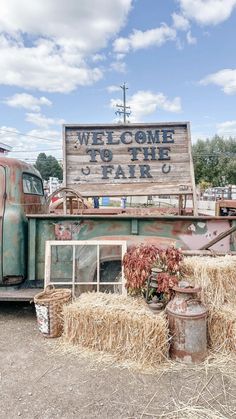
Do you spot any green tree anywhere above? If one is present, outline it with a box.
[35,153,63,181]
[192,136,236,186]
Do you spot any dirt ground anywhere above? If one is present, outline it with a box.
[0,302,236,419]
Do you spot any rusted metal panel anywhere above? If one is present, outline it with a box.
[27,215,236,284]
[63,122,196,200]
[0,156,46,214]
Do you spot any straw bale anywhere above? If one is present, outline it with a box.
[182,256,236,308]
[62,292,169,367]
[208,304,236,353]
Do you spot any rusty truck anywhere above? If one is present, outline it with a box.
[1,122,236,301]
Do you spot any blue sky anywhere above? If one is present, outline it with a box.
[0,0,236,163]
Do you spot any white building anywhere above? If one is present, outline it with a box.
[0,143,12,154]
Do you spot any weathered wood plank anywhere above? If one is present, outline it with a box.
[63,122,196,200]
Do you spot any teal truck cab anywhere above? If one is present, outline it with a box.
[1,156,236,301]
[0,157,45,292]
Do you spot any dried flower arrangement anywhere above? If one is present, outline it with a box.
[152,246,183,302]
[123,244,183,304]
[123,244,160,295]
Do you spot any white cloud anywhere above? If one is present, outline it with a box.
[200,69,236,94]
[25,112,65,129]
[0,36,103,93]
[113,24,176,53]
[113,37,131,54]
[110,61,126,73]
[0,0,132,52]
[178,0,236,25]
[191,131,209,143]
[110,90,182,121]
[0,125,62,160]
[217,120,236,136]
[172,12,190,30]
[27,129,62,146]
[107,85,122,93]
[186,31,197,44]
[176,38,184,50]
[3,93,52,111]
[91,54,106,62]
[0,0,132,92]
[115,53,126,61]
[0,126,21,147]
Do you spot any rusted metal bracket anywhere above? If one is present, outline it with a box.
[131,219,139,235]
[199,224,236,250]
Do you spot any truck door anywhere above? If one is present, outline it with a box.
[0,165,6,283]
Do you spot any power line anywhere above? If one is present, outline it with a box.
[11,148,61,153]
[0,128,61,143]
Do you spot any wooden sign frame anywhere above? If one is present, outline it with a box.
[63,122,196,204]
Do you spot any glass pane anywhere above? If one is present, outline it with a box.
[99,245,122,283]
[23,173,43,195]
[74,245,97,283]
[74,284,97,297]
[99,284,122,294]
[99,260,122,283]
[23,177,31,194]
[50,245,73,282]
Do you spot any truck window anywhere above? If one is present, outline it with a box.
[23,173,43,195]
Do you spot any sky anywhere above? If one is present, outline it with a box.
[0,0,236,164]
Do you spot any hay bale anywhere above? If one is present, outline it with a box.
[62,292,169,367]
[182,256,236,308]
[208,304,236,353]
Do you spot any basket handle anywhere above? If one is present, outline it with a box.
[44,284,56,293]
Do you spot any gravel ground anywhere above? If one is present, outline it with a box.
[0,302,236,419]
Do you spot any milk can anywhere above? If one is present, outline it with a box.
[166,281,208,363]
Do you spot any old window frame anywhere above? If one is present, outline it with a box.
[44,239,127,296]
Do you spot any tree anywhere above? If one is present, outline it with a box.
[192,136,236,186]
[35,153,63,181]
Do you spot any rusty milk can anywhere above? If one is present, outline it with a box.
[166,281,208,363]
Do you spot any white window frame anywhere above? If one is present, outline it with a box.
[44,240,127,297]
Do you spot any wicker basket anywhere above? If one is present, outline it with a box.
[34,285,72,338]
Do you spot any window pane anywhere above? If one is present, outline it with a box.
[99,245,122,283]
[74,245,97,283]
[23,173,43,195]
[99,284,122,294]
[51,245,73,282]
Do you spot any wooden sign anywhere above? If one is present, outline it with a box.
[63,122,196,197]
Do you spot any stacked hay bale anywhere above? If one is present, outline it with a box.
[208,304,236,352]
[63,292,169,367]
[182,256,236,352]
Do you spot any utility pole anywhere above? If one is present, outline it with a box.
[115,82,131,123]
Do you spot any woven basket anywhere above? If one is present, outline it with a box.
[34,285,72,338]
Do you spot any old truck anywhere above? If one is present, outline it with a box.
[1,122,236,301]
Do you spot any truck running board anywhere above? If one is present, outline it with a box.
[0,288,41,302]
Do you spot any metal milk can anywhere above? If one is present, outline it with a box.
[166,281,208,364]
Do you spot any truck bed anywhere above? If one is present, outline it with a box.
[0,288,41,301]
